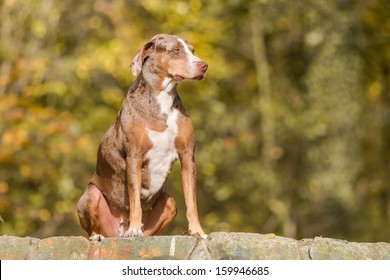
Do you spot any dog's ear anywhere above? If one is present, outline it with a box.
[130,41,155,77]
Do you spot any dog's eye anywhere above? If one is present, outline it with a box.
[173,47,181,53]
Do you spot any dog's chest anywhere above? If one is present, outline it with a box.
[142,91,179,199]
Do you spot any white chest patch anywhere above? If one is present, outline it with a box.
[142,90,179,199]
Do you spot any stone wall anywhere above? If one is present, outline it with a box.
[1,232,389,260]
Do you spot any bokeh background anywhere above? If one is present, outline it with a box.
[1,0,390,242]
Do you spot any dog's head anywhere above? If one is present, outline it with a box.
[131,34,208,83]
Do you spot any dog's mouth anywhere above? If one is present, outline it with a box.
[172,61,208,82]
[192,74,206,80]
[174,73,205,81]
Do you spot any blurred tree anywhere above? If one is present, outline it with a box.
[357,0,390,241]
[300,0,363,238]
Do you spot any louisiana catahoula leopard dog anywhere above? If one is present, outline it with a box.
[77,34,208,240]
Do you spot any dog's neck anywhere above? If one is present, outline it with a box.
[157,77,178,115]
[127,74,179,124]
[130,74,177,94]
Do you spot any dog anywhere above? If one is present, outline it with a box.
[77,34,208,240]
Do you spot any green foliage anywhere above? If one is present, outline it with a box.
[0,0,389,241]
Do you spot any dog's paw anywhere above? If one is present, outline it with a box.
[191,232,208,239]
[124,227,144,237]
[199,233,208,239]
[90,234,105,241]
[188,228,208,239]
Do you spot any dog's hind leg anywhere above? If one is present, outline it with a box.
[142,190,177,236]
[77,184,118,240]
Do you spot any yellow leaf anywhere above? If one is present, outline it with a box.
[366,81,382,101]
[39,209,51,222]
[266,233,276,239]
[20,164,32,177]
[0,182,9,194]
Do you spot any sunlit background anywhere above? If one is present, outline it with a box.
[1,0,390,242]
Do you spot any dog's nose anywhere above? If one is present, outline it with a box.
[200,61,208,72]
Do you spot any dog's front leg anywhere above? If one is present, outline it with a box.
[124,156,144,237]
[181,151,207,239]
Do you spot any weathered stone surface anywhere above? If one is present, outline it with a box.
[189,238,211,260]
[298,239,313,260]
[0,236,39,260]
[309,237,390,260]
[208,232,301,260]
[1,233,389,260]
[36,236,91,260]
[89,236,197,260]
